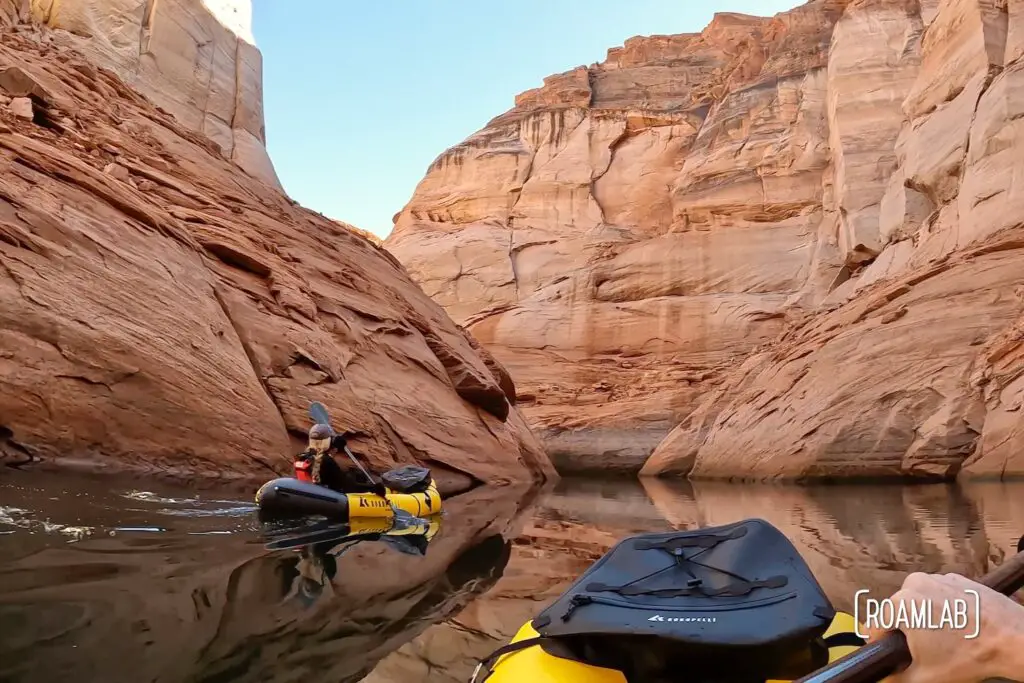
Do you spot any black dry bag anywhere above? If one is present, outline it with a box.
[381,465,433,493]
[476,518,852,682]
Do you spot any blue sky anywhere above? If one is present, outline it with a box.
[252,0,799,238]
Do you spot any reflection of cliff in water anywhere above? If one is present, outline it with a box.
[366,478,676,683]
[0,482,542,683]
[369,479,1024,683]
[640,478,1023,608]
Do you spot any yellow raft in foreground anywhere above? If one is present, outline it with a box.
[472,518,867,683]
[479,611,863,682]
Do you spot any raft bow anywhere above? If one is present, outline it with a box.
[472,518,866,683]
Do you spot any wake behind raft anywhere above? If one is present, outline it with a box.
[254,401,443,521]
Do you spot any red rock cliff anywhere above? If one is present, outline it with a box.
[0,3,555,490]
[28,0,281,189]
[387,0,1024,482]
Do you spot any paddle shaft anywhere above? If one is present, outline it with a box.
[795,542,1024,683]
[342,444,377,486]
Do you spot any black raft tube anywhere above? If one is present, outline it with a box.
[795,534,1024,683]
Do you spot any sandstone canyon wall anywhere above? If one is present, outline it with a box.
[25,0,281,189]
[387,0,1024,481]
[0,3,555,490]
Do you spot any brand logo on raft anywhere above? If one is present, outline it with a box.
[647,615,717,622]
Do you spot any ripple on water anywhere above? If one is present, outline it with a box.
[0,472,531,683]
[0,506,95,541]
[0,475,257,542]
[152,505,257,518]
[122,490,198,504]
[0,506,29,526]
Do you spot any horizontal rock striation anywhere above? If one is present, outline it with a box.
[386,0,853,472]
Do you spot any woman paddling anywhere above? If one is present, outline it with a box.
[293,423,386,496]
[867,571,1024,682]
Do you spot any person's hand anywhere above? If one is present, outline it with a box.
[371,482,387,497]
[866,572,1024,683]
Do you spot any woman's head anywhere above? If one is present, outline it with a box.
[307,423,333,454]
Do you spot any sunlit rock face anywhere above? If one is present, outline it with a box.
[389,0,1024,481]
[28,0,280,189]
[646,0,1024,482]
[386,1,853,473]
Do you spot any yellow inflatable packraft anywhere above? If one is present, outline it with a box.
[346,480,442,519]
[254,476,442,521]
[477,611,864,683]
[471,519,869,683]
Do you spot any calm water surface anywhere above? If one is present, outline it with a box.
[1,471,1022,683]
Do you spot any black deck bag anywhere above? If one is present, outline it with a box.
[380,465,433,493]
[475,518,855,683]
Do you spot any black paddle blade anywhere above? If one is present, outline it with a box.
[1017,534,1023,554]
[308,401,335,435]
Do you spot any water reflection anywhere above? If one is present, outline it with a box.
[364,477,678,683]
[260,513,444,609]
[368,477,1024,683]
[0,472,542,683]
[1,472,1023,683]
[640,478,1022,607]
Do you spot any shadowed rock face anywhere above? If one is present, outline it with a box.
[0,480,542,683]
[0,9,555,489]
[387,0,1024,480]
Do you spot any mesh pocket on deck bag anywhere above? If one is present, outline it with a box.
[475,518,842,682]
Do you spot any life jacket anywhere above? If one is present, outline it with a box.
[294,457,313,482]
